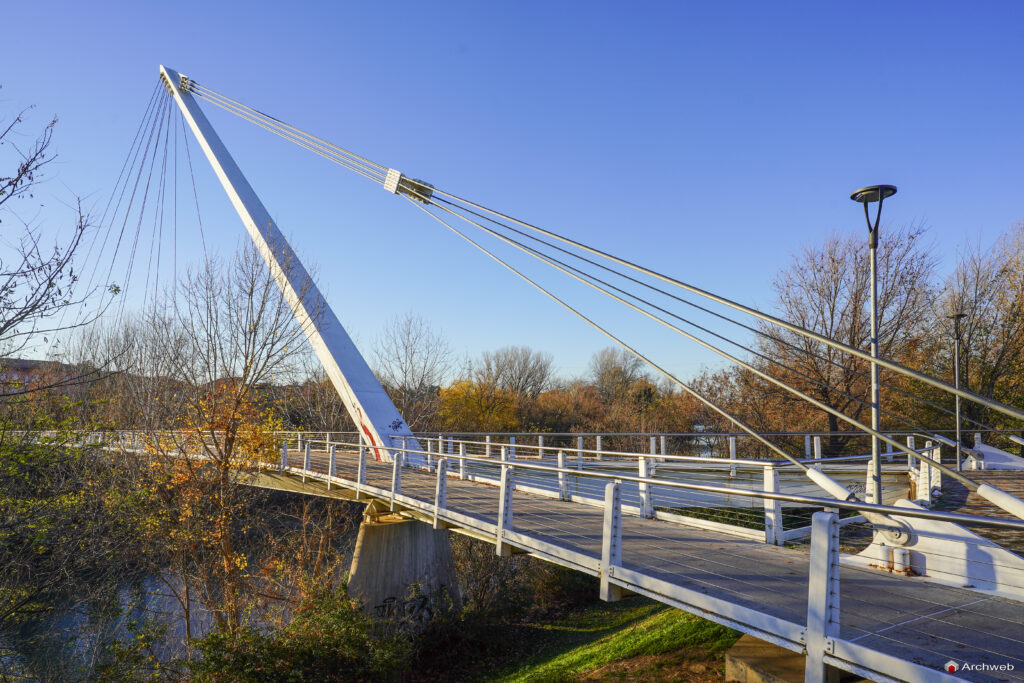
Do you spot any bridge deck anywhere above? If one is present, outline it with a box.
[279,449,1024,682]
[937,470,1024,552]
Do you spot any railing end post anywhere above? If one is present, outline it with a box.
[600,481,623,602]
[805,510,840,682]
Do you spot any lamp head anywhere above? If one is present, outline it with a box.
[851,184,897,247]
[850,185,898,204]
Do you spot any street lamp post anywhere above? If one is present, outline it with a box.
[851,184,897,505]
[949,312,967,471]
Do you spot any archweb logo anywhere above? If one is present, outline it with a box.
[943,660,1015,674]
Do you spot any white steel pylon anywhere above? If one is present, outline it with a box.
[160,65,421,465]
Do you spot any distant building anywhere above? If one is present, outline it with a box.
[0,357,83,395]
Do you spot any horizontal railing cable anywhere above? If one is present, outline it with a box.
[321,438,1024,531]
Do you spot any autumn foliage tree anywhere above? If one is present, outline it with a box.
[108,243,308,639]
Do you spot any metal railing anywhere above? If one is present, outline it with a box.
[270,432,1024,681]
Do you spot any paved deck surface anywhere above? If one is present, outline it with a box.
[935,470,1024,553]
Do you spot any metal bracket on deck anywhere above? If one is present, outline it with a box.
[384,168,434,203]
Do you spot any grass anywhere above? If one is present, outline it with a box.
[483,599,739,683]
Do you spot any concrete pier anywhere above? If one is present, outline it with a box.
[347,510,460,620]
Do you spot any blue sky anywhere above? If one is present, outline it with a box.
[3,1,1023,381]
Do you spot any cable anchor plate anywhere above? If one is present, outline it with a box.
[384,168,433,203]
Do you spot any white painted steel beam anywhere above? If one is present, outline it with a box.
[159,66,421,466]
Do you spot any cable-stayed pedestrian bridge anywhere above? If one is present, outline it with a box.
[89,66,1024,682]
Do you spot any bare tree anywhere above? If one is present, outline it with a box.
[754,226,937,437]
[372,312,453,430]
[284,352,356,433]
[474,346,553,398]
[589,346,646,403]
[0,100,108,387]
[934,221,1024,428]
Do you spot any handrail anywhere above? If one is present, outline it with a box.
[289,436,1024,532]
[404,435,772,466]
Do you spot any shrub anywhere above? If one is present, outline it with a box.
[191,587,411,682]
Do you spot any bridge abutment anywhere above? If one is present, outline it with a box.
[347,503,460,619]
[726,635,858,683]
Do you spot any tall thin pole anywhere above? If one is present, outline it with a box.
[851,185,895,505]
[950,313,966,472]
[868,227,881,504]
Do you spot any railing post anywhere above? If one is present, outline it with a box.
[600,481,623,602]
[509,435,516,459]
[929,443,942,494]
[302,442,311,482]
[805,511,840,683]
[538,434,544,459]
[813,435,822,461]
[906,435,916,468]
[297,432,304,452]
[660,434,667,461]
[426,438,434,472]
[557,450,569,501]
[496,460,514,557]
[433,457,448,529]
[499,445,509,486]
[459,443,466,480]
[577,435,584,464]
[390,451,402,511]
[638,456,654,518]
[328,444,336,490]
[649,436,656,461]
[763,465,782,545]
[448,435,454,455]
[920,440,934,504]
[356,442,367,499]
[485,434,492,459]
[865,460,875,504]
[280,442,288,471]
[805,434,812,457]
[729,436,737,477]
[596,434,603,461]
